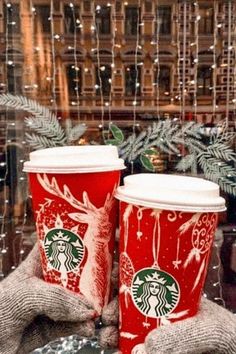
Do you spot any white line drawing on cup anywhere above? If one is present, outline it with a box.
[137,207,146,240]
[37,173,115,313]
[150,209,162,269]
[181,212,217,291]
[120,332,138,339]
[120,204,135,308]
[167,211,184,269]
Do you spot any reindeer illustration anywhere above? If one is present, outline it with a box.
[37,173,116,314]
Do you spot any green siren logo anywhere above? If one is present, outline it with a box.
[131,268,180,318]
[44,228,84,273]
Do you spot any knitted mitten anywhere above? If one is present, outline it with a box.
[98,261,119,349]
[99,297,118,348]
[0,245,96,354]
[145,298,236,354]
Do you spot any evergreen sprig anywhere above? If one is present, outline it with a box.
[25,133,60,150]
[0,94,51,118]
[25,116,66,145]
[105,120,236,196]
[116,120,205,161]
[67,123,87,143]
[0,94,86,148]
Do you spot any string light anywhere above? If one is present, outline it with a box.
[92,0,105,130]
[193,1,199,123]
[226,1,232,127]
[155,3,160,119]
[212,0,218,128]
[71,1,80,120]
[176,5,182,119]
[108,2,117,131]
[181,1,187,122]
[50,0,57,115]
[132,0,141,134]
[233,2,236,119]
[0,0,13,277]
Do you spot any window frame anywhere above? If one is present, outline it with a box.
[95,5,111,35]
[198,5,214,35]
[125,5,140,36]
[155,65,171,95]
[66,64,82,96]
[64,4,81,35]
[33,5,51,34]
[156,5,172,36]
[197,65,213,96]
[95,65,112,96]
[125,65,141,97]
[3,3,21,35]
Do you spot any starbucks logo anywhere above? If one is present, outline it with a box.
[44,228,84,273]
[131,268,180,318]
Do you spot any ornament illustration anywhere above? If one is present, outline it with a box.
[182,213,218,291]
[131,268,180,318]
[150,209,162,269]
[44,225,84,287]
[37,173,115,313]
[137,207,146,240]
[167,211,183,269]
[120,204,135,308]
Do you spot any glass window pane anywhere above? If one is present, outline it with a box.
[197,66,212,95]
[157,6,171,35]
[157,66,171,94]
[96,65,111,96]
[125,65,141,96]
[7,64,22,94]
[199,6,214,34]
[64,5,81,34]
[34,5,51,33]
[95,6,111,34]
[66,65,82,95]
[4,4,21,34]
[125,6,139,35]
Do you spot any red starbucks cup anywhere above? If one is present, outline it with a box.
[115,174,226,353]
[24,146,125,314]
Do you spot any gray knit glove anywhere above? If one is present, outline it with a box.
[145,298,236,354]
[98,261,119,349]
[98,297,119,349]
[0,245,96,354]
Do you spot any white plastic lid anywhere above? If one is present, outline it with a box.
[23,146,125,173]
[115,174,226,212]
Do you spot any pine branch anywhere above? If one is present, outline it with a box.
[207,143,236,162]
[25,133,60,150]
[175,154,196,172]
[182,121,202,138]
[25,117,66,143]
[116,119,236,196]
[183,137,207,154]
[67,123,87,143]
[204,169,236,196]
[0,94,51,119]
[198,154,236,177]
[0,93,67,147]
[218,178,236,196]
[198,153,236,196]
